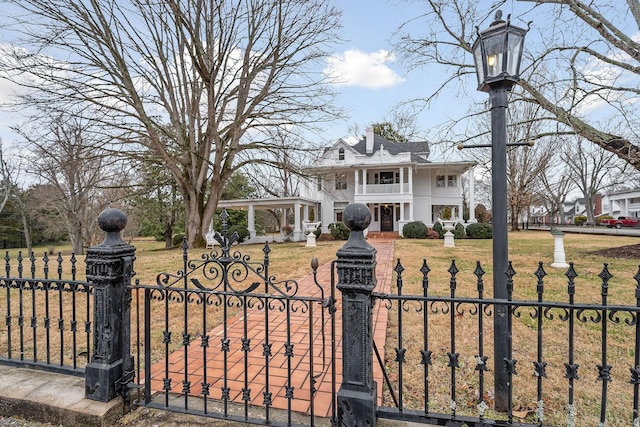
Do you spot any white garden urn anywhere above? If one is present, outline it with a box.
[304,222,320,247]
[442,219,456,248]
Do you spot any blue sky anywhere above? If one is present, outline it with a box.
[324,0,456,142]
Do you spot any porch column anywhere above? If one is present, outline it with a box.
[409,202,414,221]
[622,198,629,216]
[355,170,360,195]
[303,204,309,222]
[363,169,367,195]
[468,166,477,222]
[248,204,256,239]
[399,167,404,194]
[408,168,413,193]
[85,209,135,403]
[399,203,405,222]
[293,202,302,241]
[336,203,377,426]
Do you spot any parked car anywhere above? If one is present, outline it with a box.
[599,216,640,228]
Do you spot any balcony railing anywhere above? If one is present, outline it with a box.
[356,183,410,194]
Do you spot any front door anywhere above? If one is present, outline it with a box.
[381,205,394,231]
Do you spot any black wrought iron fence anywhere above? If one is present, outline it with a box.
[0,251,92,376]
[373,258,640,427]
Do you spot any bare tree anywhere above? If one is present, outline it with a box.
[16,114,129,255]
[538,161,573,225]
[462,101,558,230]
[0,142,11,215]
[0,0,341,247]
[563,137,623,224]
[393,1,640,170]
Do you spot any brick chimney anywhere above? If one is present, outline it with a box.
[594,193,602,216]
[366,127,374,154]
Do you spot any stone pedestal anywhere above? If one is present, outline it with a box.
[550,228,569,268]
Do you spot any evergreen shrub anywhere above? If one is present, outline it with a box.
[573,215,587,226]
[228,225,250,243]
[328,222,350,240]
[403,221,428,239]
[466,222,492,239]
[432,222,444,238]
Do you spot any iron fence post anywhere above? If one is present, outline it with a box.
[84,208,136,402]
[335,203,378,426]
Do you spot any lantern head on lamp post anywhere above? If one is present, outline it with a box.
[471,10,528,413]
[472,10,527,93]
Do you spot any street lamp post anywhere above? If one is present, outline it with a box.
[472,10,528,412]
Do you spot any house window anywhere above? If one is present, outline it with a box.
[448,175,457,187]
[317,176,322,191]
[338,148,345,160]
[374,206,379,222]
[380,171,394,184]
[436,175,446,187]
[334,201,348,222]
[335,173,347,190]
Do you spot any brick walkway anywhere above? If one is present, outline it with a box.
[146,238,396,418]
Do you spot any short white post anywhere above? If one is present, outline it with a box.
[550,228,569,268]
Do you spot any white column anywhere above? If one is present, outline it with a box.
[468,166,477,223]
[248,204,256,239]
[400,167,404,194]
[408,168,413,194]
[608,197,614,216]
[400,203,405,221]
[293,202,302,241]
[303,204,309,222]
[363,169,367,195]
[355,170,360,195]
[409,202,414,221]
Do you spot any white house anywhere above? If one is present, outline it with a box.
[302,128,477,236]
[215,129,477,242]
[607,188,640,218]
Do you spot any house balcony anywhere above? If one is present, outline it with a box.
[356,183,410,195]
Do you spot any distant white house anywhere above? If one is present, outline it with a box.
[302,128,477,236]
[525,190,640,225]
[605,188,640,218]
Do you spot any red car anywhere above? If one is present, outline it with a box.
[600,216,640,228]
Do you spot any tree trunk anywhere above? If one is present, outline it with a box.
[163,225,173,249]
[71,221,84,255]
[21,209,32,255]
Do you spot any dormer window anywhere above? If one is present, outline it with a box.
[338,147,345,160]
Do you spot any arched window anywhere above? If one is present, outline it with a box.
[338,147,345,160]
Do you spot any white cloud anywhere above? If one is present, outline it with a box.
[324,49,405,89]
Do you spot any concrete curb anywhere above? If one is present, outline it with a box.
[0,365,123,427]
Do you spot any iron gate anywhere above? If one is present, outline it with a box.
[130,211,337,426]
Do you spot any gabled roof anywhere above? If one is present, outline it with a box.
[350,134,430,158]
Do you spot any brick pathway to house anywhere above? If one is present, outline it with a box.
[146,237,396,419]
